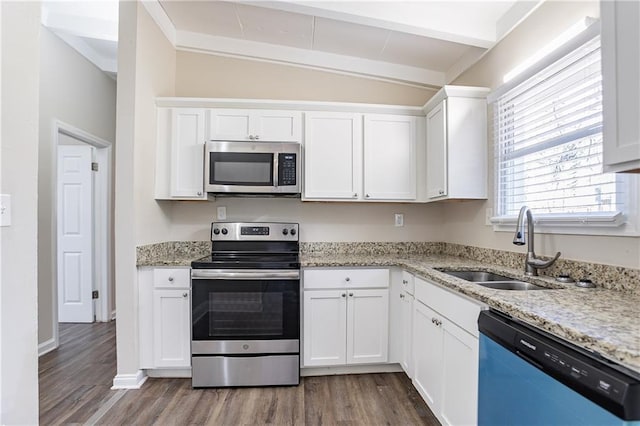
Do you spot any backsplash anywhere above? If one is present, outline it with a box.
[137,240,639,293]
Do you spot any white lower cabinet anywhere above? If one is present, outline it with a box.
[139,267,192,371]
[399,271,415,377]
[412,276,483,426]
[303,268,389,367]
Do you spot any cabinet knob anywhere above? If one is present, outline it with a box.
[341,293,346,297]
[168,277,174,282]
[349,292,354,297]
[248,135,255,140]
[438,190,445,195]
[182,292,188,298]
[254,135,260,140]
[353,193,358,198]
[197,191,202,196]
[400,294,405,299]
[402,280,408,284]
[365,194,370,198]
[345,277,350,282]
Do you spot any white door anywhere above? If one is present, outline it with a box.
[303,290,347,366]
[346,289,389,364]
[426,100,448,199]
[170,108,206,198]
[153,289,191,367]
[254,110,302,141]
[57,144,94,323]
[412,301,443,410]
[400,292,414,376]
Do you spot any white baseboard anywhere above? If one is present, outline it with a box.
[301,363,404,377]
[111,310,116,320]
[111,370,147,389]
[38,338,57,357]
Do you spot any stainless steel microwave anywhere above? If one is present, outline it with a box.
[204,141,301,195]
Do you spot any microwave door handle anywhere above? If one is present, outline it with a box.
[273,153,279,189]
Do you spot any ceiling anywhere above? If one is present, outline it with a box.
[41,0,542,88]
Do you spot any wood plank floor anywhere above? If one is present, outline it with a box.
[40,322,439,425]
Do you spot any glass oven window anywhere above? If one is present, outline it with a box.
[192,280,299,341]
[210,152,274,186]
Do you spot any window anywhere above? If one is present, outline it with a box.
[490,26,637,233]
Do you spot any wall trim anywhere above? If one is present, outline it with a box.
[112,370,147,389]
[38,338,57,357]
[301,363,403,377]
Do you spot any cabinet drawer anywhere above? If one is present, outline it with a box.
[303,268,389,289]
[153,268,190,289]
[401,271,415,295]
[414,276,482,337]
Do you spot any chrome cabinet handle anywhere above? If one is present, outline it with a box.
[248,135,255,140]
[365,194,370,198]
[353,193,358,198]
[197,191,202,196]
[345,277,350,282]
[182,292,188,298]
[348,292,354,297]
[402,280,408,284]
[254,135,260,140]
[168,277,174,282]
[438,189,445,195]
[400,294,405,299]
[341,293,346,297]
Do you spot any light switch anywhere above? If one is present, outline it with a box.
[394,213,404,227]
[217,206,227,221]
[0,194,11,227]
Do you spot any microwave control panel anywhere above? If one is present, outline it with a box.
[278,153,297,186]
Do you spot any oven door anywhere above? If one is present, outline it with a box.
[191,269,300,355]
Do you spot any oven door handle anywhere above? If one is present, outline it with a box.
[191,269,300,280]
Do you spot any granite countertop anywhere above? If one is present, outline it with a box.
[302,253,640,375]
[137,246,640,375]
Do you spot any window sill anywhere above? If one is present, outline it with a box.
[490,212,640,236]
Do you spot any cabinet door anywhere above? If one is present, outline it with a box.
[363,115,417,200]
[347,289,389,364]
[602,0,640,173]
[170,109,206,198]
[303,290,347,366]
[254,110,302,141]
[440,320,479,426]
[426,100,448,199]
[208,109,253,141]
[400,292,414,377]
[412,300,442,411]
[303,112,362,200]
[152,289,191,368]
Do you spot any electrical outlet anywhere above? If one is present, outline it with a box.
[217,206,227,221]
[0,194,11,227]
[394,213,404,227]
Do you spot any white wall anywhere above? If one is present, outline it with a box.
[37,26,117,347]
[450,0,640,269]
[0,1,40,423]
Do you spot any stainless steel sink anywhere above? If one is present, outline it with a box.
[437,270,515,282]
[437,269,549,291]
[474,281,546,291]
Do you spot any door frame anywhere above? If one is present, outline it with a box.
[52,121,113,346]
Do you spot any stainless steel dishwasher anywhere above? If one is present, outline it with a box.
[478,310,640,425]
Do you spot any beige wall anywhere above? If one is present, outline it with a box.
[449,0,640,268]
[114,1,176,383]
[0,2,40,422]
[176,51,435,106]
[37,27,117,346]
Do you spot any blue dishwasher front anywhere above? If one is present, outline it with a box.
[478,310,640,426]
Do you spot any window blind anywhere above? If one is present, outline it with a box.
[492,35,623,217]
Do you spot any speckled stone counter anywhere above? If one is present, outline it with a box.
[302,251,640,375]
[136,241,209,266]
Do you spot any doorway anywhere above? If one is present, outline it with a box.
[54,121,112,338]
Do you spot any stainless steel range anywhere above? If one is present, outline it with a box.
[190,222,300,388]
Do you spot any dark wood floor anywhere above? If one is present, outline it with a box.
[39,322,439,425]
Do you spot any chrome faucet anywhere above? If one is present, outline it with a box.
[513,206,561,276]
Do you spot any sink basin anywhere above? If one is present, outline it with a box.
[437,269,549,291]
[437,270,515,282]
[475,281,546,291]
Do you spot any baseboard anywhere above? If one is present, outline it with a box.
[38,338,57,357]
[145,368,192,378]
[301,363,404,377]
[111,310,116,320]
[111,370,147,389]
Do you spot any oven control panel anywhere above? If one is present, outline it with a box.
[211,222,299,241]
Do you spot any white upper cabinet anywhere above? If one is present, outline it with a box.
[155,108,207,200]
[303,112,419,202]
[208,109,302,142]
[424,86,489,201]
[304,112,362,200]
[364,115,417,200]
[601,1,640,173]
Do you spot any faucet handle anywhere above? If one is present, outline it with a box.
[528,252,561,270]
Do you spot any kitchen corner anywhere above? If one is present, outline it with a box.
[137,240,640,374]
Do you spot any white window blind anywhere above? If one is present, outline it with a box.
[493,35,624,219]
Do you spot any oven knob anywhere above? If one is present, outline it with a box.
[290,228,296,236]
[282,228,289,235]
[213,228,220,235]
[221,228,228,235]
